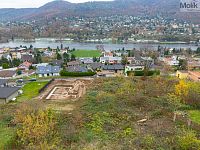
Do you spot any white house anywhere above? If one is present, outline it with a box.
[36,65,61,77]
[125,64,144,76]
[100,57,122,64]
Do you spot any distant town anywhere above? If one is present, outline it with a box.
[0,16,200,44]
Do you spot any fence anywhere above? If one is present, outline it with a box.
[39,78,55,93]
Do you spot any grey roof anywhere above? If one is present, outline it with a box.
[0,87,20,99]
[21,54,33,62]
[0,79,8,85]
[52,60,63,66]
[102,65,125,70]
[0,70,16,78]
[134,56,144,61]
[36,65,60,74]
[79,58,94,64]
[67,61,82,66]
[67,66,88,72]
[89,63,103,70]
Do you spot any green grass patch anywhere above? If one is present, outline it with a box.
[71,50,101,58]
[188,110,200,124]
[0,122,15,149]
[17,81,48,102]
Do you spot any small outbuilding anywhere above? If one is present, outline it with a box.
[0,87,21,104]
[176,70,188,79]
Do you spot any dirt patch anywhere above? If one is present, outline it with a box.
[48,104,76,111]
[38,78,93,101]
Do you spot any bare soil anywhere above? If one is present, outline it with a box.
[38,78,93,101]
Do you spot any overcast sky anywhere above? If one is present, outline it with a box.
[0,0,113,8]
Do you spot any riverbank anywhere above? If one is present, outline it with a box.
[0,38,198,51]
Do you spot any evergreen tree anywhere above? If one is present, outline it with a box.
[71,54,76,61]
[57,53,62,60]
[63,52,70,62]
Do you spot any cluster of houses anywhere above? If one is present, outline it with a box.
[157,47,200,82]
[1,45,200,81]
[0,46,157,78]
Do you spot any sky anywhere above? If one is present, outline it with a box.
[0,0,113,8]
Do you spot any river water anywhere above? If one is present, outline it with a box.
[0,38,198,51]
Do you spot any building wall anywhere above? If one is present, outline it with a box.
[0,98,6,104]
[6,91,19,103]
[176,71,188,79]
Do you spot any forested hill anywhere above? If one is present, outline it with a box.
[0,0,199,23]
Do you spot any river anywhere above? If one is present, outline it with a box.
[0,38,198,51]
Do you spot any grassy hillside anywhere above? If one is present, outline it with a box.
[1,77,200,149]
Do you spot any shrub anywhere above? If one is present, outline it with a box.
[127,70,160,76]
[176,129,200,150]
[16,109,61,149]
[60,70,96,77]
[175,81,200,107]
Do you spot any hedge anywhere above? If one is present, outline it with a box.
[60,70,96,77]
[127,70,160,76]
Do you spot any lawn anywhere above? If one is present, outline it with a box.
[71,50,101,58]
[17,81,48,102]
[188,110,200,124]
[0,121,15,149]
[0,81,48,148]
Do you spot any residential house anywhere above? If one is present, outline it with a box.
[98,64,124,77]
[176,70,188,79]
[133,56,154,67]
[141,57,154,67]
[3,48,10,52]
[67,61,82,67]
[52,60,63,67]
[103,52,113,57]
[2,53,12,60]
[11,52,21,59]
[32,63,49,68]
[21,54,33,63]
[43,51,54,57]
[125,64,144,76]
[0,49,4,54]
[0,87,21,104]
[100,57,122,64]
[0,70,16,79]
[66,66,88,72]
[163,56,179,66]
[79,58,94,64]
[127,57,135,64]
[36,65,61,77]
[18,61,32,71]
[114,51,128,57]
[88,63,102,71]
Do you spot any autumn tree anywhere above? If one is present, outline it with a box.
[175,80,189,103]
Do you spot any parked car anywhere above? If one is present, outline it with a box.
[29,78,37,82]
